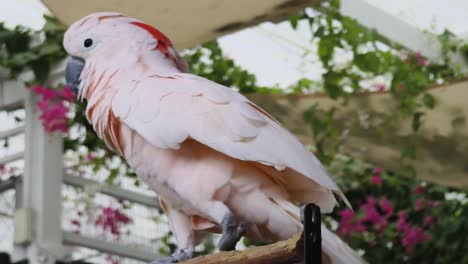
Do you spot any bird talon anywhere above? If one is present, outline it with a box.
[237,221,248,233]
[218,213,248,251]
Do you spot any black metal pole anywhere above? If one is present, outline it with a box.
[301,203,322,264]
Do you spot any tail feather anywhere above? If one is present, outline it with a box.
[321,224,367,264]
[274,198,366,264]
[334,190,353,211]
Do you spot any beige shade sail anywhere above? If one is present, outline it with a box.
[41,0,318,49]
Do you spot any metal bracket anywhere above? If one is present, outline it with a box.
[301,203,322,264]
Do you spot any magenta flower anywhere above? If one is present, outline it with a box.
[402,227,430,254]
[364,196,377,208]
[397,211,409,233]
[95,207,133,238]
[337,209,367,237]
[85,153,96,162]
[371,167,383,185]
[414,52,427,66]
[362,206,380,223]
[339,208,355,219]
[371,175,383,185]
[374,84,386,92]
[427,201,440,208]
[414,184,425,194]
[374,167,382,175]
[379,197,394,216]
[415,199,424,211]
[423,216,435,227]
[57,86,76,102]
[32,85,72,134]
[32,86,55,100]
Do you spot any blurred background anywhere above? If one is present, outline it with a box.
[1,0,468,263]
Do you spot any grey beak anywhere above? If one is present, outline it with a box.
[65,56,85,94]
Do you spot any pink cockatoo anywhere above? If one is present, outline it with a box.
[63,12,364,264]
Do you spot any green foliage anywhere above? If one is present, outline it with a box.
[295,0,461,175]
[437,29,468,65]
[2,6,468,263]
[0,16,66,83]
[289,14,300,30]
[303,105,340,165]
[185,41,269,94]
[329,157,468,263]
[289,1,468,263]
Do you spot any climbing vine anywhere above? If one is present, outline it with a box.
[288,1,468,262]
[290,0,461,172]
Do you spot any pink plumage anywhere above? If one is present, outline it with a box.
[63,12,364,263]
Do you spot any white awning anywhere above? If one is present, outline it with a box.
[41,0,319,49]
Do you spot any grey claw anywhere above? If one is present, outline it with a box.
[218,214,248,251]
[237,221,248,233]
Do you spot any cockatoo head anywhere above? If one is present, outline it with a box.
[63,12,187,95]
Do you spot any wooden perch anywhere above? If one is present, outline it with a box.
[182,234,304,264]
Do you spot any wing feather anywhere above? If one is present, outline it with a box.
[111,73,346,210]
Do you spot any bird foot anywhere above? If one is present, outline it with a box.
[218,213,248,251]
[148,248,193,264]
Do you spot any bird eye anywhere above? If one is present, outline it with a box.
[84,38,93,48]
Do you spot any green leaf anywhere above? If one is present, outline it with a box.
[38,43,62,56]
[354,52,381,73]
[3,28,30,53]
[9,52,38,65]
[42,15,65,33]
[412,112,424,131]
[402,144,417,160]
[423,93,435,109]
[341,17,361,46]
[307,17,315,28]
[323,70,343,98]
[289,14,300,29]
[30,58,51,83]
[314,25,325,38]
[318,38,335,67]
[330,0,341,9]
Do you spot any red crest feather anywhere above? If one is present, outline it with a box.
[130,21,187,72]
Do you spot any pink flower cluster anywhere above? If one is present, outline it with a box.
[0,165,17,176]
[95,206,133,237]
[337,168,437,255]
[338,196,393,237]
[371,167,383,185]
[338,195,433,254]
[396,211,430,254]
[414,52,427,66]
[402,51,427,67]
[374,84,386,92]
[32,86,75,134]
